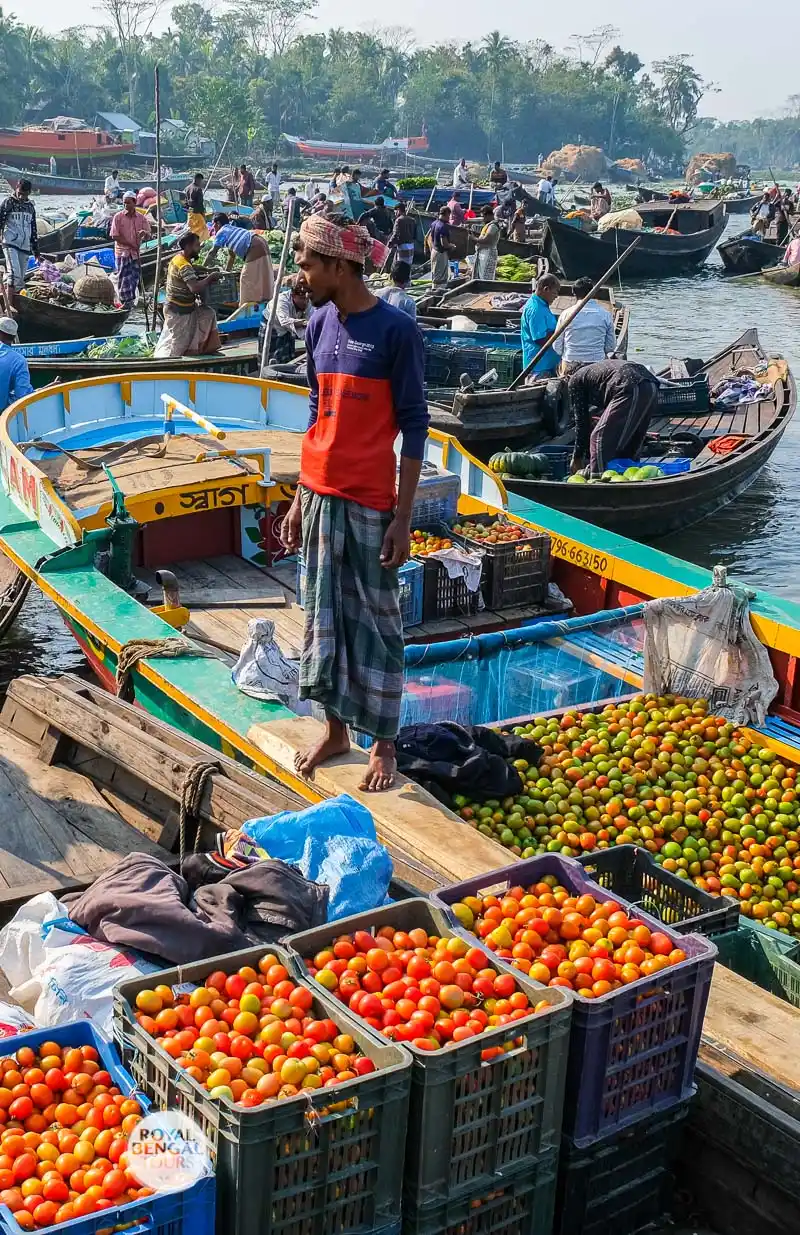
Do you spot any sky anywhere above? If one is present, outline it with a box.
[10,1,794,123]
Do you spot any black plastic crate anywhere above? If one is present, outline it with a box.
[656,375,710,412]
[449,514,550,610]
[425,346,488,387]
[577,845,740,937]
[403,1151,558,1235]
[286,900,572,1212]
[414,523,483,620]
[554,1101,690,1235]
[113,943,411,1235]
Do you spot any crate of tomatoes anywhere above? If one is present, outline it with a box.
[286,899,571,1216]
[448,515,551,610]
[432,853,716,1147]
[409,526,483,621]
[0,1020,215,1235]
[113,943,410,1235]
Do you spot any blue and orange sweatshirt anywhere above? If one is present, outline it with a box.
[300,298,429,512]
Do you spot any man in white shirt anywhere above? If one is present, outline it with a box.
[552,277,617,375]
[537,174,555,206]
[49,156,57,177]
[266,162,281,213]
[104,169,122,202]
[453,159,470,189]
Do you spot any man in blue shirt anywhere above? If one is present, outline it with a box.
[520,274,561,379]
[0,317,32,412]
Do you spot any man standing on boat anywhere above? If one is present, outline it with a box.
[429,206,456,285]
[0,317,32,411]
[520,273,561,379]
[0,179,38,314]
[185,173,209,240]
[153,230,222,358]
[238,164,256,207]
[490,161,509,190]
[210,213,274,308]
[453,159,470,190]
[568,360,659,477]
[537,173,555,206]
[110,191,152,310]
[553,277,616,375]
[447,191,465,227]
[387,202,416,266]
[104,169,122,202]
[280,213,428,792]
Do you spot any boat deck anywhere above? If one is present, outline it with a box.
[33,429,303,512]
[141,555,565,660]
[27,338,259,375]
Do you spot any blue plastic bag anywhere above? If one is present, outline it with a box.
[244,794,392,921]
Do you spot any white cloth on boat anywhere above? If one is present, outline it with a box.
[428,547,484,599]
[642,569,778,727]
[231,617,311,713]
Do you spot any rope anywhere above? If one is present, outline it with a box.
[178,760,220,874]
[115,636,216,702]
[20,438,170,469]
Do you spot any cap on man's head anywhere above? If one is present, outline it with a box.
[0,317,19,338]
[123,190,137,201]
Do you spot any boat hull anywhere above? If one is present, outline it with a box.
[0,163,195,195]
[762,263,800,287]
[543,210,726,279]
[11,294,129,343]
[0,133,134,164]
[717,235,783,274]
[723,194,761,215]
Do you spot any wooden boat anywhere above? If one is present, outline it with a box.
[631,185,671,202]
[721,193,761,215]
[38,217,79,255]
[717,233,783,274]
[496,329,794,537]
[11,292,129,343]
[542,203,726,279]
[762,262,800,287]
[0,163,194,196]
[399,186,497,209]
[0,128,134,166]
[416,279,629,344]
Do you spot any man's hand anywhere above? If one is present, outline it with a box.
[279,496,302,553]
[380,515,411,569]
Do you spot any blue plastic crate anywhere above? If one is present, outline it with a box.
[411,465,460,525]
[0,1020,143,1101]
[298,556,423,628]
[0,1177,216,1235]
[607,457,691,477]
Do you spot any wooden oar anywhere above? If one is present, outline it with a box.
[508,236,642,391]
[259,197,296,377]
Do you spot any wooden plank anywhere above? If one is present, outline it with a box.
[142,556,286,608]
[5,677,295,832]
[703,964,800,1094]
[743,404,762,438]
[246,716,507,884]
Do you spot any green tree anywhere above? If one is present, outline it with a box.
[651,54,706,135]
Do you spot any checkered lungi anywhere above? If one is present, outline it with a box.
[116,255,141,307]
[298,487,404,740]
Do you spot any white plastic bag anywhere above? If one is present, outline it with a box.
[0,895,157,1037]
[231,617,311,712]
[642,567,778,726]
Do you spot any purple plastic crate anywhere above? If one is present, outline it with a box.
[432,854,716,1148]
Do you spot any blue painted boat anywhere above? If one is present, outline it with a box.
[399,186,497,208]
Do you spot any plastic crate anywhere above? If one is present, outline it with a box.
[404,1151,558,1235]
[286,900,572,1211]
[416,526,483,620]
[411,464,461,525]
[554,1101,689,1235]
[113,943,411,1235]
[486,348,523,386]
[432,854,717,1147]
[449,515,550,610]
[714,917,800,1007]
[534,445,572,481]
[0,1020,143,1101]
[607,457,691,477]
[577,845,740,938]
[205,272,239,308]
[297,555,424,629]
[691,1057,800,1200]
[656,375,710,412]
[0,1177,216,1235]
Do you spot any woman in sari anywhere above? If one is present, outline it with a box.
[473,205,500,280]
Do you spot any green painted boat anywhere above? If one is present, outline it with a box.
[1,370,800,811]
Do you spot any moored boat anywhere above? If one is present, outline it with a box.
[717,232,783,274]
[0,163,194,196]
[721,192,761,215]
[542,202,726,279]
[631,185,671,202]
[38,217,80,255]
[11,292,129,343]
[494,329,794,538]
[762,262,800,287]
[417,279,629,344]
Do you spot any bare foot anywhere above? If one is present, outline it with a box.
[294,721,350,776]
[359,740,397,792]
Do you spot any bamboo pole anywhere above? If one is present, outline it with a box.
[148,66,163,334]
[508,236,642,390]
[207,125,234,194]
[259,196,296,377]
[425,171,441,213]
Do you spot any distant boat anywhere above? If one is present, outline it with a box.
[282,133,429,160]
[0,163,196,196]
[0,125,134,164]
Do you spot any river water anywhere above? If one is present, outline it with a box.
[3,208,800,684]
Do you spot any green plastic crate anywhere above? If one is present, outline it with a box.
[486,348,523,386]
[714,917,800,1008]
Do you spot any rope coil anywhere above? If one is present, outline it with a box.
[178,760,220,873]
[115,636,215,702]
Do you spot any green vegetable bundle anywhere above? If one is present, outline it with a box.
[85,332,159,360]
[397,176,436,191]
[496,255,537,282]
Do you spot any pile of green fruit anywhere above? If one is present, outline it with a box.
[397,176,437,191]
[567,465,665,485]
[496,255,537,282]
[453,694,800,937]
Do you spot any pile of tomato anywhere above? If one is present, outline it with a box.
[132,953,377,1109]
[0,1041,147,1229]
[303,925,551,1054]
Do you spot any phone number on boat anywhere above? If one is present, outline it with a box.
[549,535,609,574]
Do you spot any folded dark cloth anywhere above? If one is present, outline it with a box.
[64,851,329,965]
[395,722,541,807]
